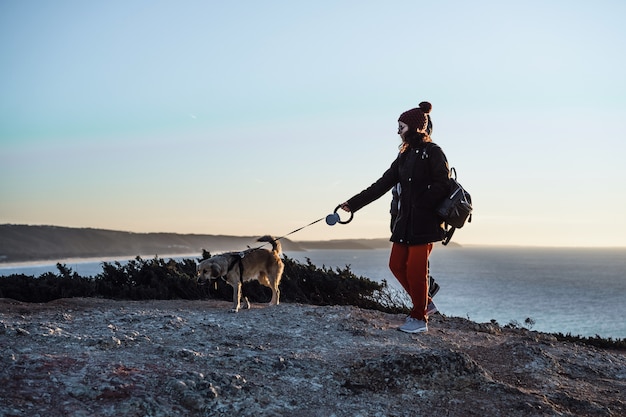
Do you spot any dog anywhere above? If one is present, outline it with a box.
[196,235,284,312]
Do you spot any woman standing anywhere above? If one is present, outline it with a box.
[340,101,450,333]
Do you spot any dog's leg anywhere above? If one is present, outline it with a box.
[273,261,284,306]
[258,273,278,306]
[270,285,280,306]
[271,287,280,306]
[268,273,280,306]
[231,282,241,313]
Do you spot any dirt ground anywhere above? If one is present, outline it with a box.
[1,297,624,417]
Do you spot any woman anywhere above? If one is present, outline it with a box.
[340,101,450,333]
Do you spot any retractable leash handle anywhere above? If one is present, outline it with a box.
[325,205,354,226]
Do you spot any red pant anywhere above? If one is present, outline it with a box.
[389,242,433,321]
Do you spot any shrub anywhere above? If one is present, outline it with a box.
[94,256,209,300]
[552,332,626,350]
[0,253,408,314]
[0,263,96,302]
[279,255,408,314]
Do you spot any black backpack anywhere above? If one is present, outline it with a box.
[436,167,472,245]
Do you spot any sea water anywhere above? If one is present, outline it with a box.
[288,247,626,339]
[1,247,625,339]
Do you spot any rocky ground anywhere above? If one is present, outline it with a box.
[1,298,624,417]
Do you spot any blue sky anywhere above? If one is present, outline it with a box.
[1,1,625,247]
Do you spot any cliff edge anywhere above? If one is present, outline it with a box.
[1,298,624,416]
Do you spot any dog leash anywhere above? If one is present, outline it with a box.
[252,205,354,251]
[250,217,325,252]
[220,217,328,283]
[214,207,354,284]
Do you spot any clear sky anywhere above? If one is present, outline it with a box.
[1,1,625,247]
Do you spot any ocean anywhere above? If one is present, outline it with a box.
[1,246,625,339]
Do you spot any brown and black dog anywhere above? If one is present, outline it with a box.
[196,236,284,312]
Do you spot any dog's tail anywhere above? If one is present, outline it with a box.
[257,235,281,254]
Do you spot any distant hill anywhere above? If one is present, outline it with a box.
[0,224,397,263]
[296,238,392,250]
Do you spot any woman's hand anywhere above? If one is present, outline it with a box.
[340,202,351,212]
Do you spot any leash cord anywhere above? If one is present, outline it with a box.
[276,216,326,241]
[251,216,326,252]
[222,216,326,283]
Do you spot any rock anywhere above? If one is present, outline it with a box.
[0,297,624,417]
[16,327,30,336]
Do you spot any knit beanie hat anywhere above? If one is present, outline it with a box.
[398,101,432,134]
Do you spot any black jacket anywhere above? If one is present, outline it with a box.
[346,142,450,245]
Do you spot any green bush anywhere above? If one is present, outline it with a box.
[279,255,408,314]
[0,264,96,302]
[0,253,408,314]
[552,332,626,350]
[94,256,208,300]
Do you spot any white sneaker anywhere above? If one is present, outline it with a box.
[398,317,428,333]
[426,301,438,316]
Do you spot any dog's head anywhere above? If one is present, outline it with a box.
[196,258,223,285]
